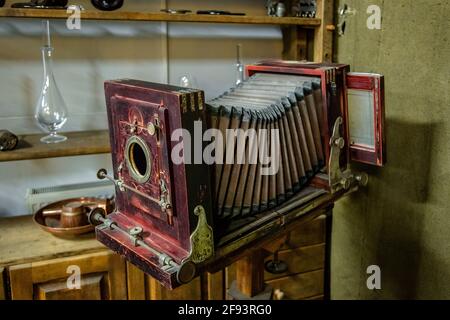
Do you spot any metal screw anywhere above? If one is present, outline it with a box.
[147,122,156,136]
[129,226,143,237]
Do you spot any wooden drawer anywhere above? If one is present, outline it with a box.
[225,217,327,300]
[305,294,324,300]
[264,244,325,281]
[226,244,325,294]
[282,216,326,249]
[266,269,324,300]
[8,251,127,300]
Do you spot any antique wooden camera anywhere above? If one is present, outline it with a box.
[90,60,385,289]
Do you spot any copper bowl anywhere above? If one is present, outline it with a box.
[33,197,114,237]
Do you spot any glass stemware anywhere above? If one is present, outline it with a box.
[235,44,244,86]
[179,74,198,88]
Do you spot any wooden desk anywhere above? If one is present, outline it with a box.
[0,215,125,300]
[0,215,105,267]
[0,211,329,300]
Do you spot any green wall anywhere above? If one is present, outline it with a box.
[332,0,450,299]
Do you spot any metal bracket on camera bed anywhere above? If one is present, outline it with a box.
[88,207,196,284]
[328,117,368,193]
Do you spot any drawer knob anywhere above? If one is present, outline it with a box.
[264,255,288,274]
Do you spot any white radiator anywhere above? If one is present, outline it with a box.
[25,181,114,214]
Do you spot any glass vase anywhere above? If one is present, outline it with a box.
[35,21,68,144]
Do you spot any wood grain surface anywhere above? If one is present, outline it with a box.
[0,8,321,26]
[0,130,110,162]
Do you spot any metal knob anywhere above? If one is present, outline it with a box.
[97,168,108,180]
[334,137,345,149]
[129,226,143,237]
[176,261,197,284]
[264,250,288,275]
[129,226,144,246]
[340,177,351,190]
[356,173,369,187]
[97,168,124,190]
[265,259,288,274]
[87,207,107,226]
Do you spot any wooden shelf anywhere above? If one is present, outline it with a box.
[0,130,110,162]
[0,8,321,26]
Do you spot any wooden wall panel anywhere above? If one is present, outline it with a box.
[314,0,335,62]
[0,267,6,300]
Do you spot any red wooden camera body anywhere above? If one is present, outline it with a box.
[95,62,385,289]
[99,80,213,288]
